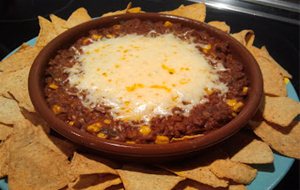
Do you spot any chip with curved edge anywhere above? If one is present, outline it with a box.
[262,96,300,127]
[252,120,300,159]
[208,21,230,33]
[231,30,255,47]
[161,3,206,22]
[66,7,92,28]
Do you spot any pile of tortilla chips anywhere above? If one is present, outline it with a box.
[0,3,299,190]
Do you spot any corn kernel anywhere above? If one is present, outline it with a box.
[232,102,244,112]
[232,112,237,117]
[284,77,290,84]
[226,99,237,107]
[204,88,214,95]
[155,135,169,144]
[86,122,102,133]
[52,105,62,114]
[97,132,107,138]
[49,83,58,89]
[126,141,135,144]
[106,34,114,38]
[104,119,111,124]
[139,125,151,136]
[128,7,141,13]
[68,121,75,126]
[164,21,173,27]
[202,44,211,53]
[242,87,248,95]
[91,34,102,40]
[82,38,91,45]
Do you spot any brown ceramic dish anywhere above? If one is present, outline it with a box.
[29,13,263,161]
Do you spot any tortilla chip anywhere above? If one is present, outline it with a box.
[0,66,34,112]
[70,174,121,190]
[101,4,143,17]
[70,152,117,176]
[0,96,24,125]
[117,164,185,190]
[252,120,300,159]
[222,131,273,164]
[229,184,247,190]
[248,45,287,97]
[50,14,68,35]
[210,159,257,184]
[36,16,58,47]
[262,96,300,127]
[208,21,230,33]
[0,123,13,141]
[0,141,9,178]
[161,3,206,22]
[162,148,229,188]
[231,30,254,47]
[0,44,40,73]
[260,46,292,78]
[67,8,92,28]
[8,141,71,190]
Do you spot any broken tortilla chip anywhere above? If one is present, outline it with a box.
[161,3,206,22]
[262,96,300,127]
[0,66,34,112]
[248,45,287,97]
[208,21,230,33]
[252,120,300,159]
[117,164,185,190]
[231,30,254,47]
[36,16,58,47]
[210,159,257,184]
[67,8,92,28]
[0,44,40,73]
[50,14,68,35]
[0,96,24,125]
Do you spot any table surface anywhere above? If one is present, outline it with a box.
[0,0,299,189]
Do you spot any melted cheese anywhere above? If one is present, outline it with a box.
[65,33,228,123]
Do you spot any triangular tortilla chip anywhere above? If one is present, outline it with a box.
[36,16,58,47]
[161,3,206,22]
[50,14,68,35]
[0,44,40,73]
[248,45,287,97]
[161,148,229,188]
[70,152,118,176]
[262,96,300,127]
[252,120,300,159]
[210,159,257,184]
[208,21,230,33]
[231,30,254,47]
[222,131,273,164]
[67,8,92,28]
[0,66,34,112]
[117,164,184,190]
[0,96,24,124]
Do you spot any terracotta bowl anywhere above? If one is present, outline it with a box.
[29,13,263,162]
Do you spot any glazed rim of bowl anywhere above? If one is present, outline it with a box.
[29,13,263,158]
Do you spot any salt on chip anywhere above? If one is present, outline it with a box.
[248,45,287,97]
[222,131,273,164]
[70,152,118,176]
[0,65,34,112]
[66,8,92,28]
[231,30,254,47]
[161,3,206,22]
[0,123,13,141]
[162,148,229,188]
[262,96,300,127]
[0,141,9,178]
[36,16,58,47]
[210,159,257,184]
[0,96,24,125]
[0,44,40,73]
[229,184,248,190]
[117,164,185,190]
[208,21,230,33]
[252,120,300,159]
[50,14,68,35]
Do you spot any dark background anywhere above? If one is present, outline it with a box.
[0,0,299,189]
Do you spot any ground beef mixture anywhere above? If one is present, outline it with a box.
[45,18,249,144]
